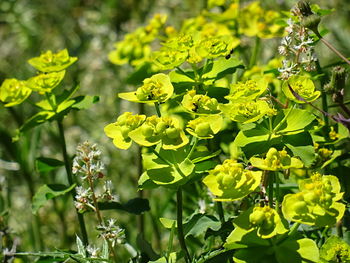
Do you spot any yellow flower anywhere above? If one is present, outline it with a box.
[28,49,77,72]
[250,147,304,171]
[203,159,262,201]
[0,78,31,107]
[186,115,223,139]
[104,112,146,150]
[27,71,65,94]
[118,73,174,103]
[282,75,320,103]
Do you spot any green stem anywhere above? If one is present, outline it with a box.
[249,36,260,69]
[216,201,225,224]
[318,36,350,66]
[275,172,280,214]
[315,60,329,129]
[154,102,161,117]
[267,117,273,142]
[137,103,145,237]
[176,188,191,263]
[57,120,89,246]
[268,173,274,208]
[187,137,198,159]
[288,222,300,237]
[150,147,172,166]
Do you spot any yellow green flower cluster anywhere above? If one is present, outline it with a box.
[105,113,189,150]
[250,147,304,171]
[108,14,167,67]
[220,78,275,123]
[203,159,262,201]
[181,90,220,115]
[186,115,223,139]
[282,173,345,227]
[0,49,76,107]
[282,75,320,103]
[118,73,174,103]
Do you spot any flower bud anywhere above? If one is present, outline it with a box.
[141,124,154,137]
[165,127,180,139]
[301,14,321,34]
[292,201,308,214]
[249,209,265,226]
[195,122,211,137]
[297,1,313,17]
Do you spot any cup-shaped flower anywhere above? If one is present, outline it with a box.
[225,78,268,102]
[195,35,235,59]
[250,148,304,171]
[128,115,189,150]
[28,49,77,73]
[182,90,220,115]
[186,115,222,139]
[152,49,188,70]
[104,112,146,150]
[0,78,32,107]
[232,206,288,239]
[282,75,320,103]
[118,73,174,103]
[220,100,276,124]
[203,159,262,201]
[282,173,345,227]
[27,71,65,94]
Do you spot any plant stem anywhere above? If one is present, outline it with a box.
[288,222,300,237]
[86,171,118,262]
[318,36,350,66]
[150,147,172,166]
[57,120,89,246]
[275,172,280,214]
[249,36,260,69]
[187,137,198,159]
[137,103,145,237]
[176,188,191,263]
[216,201,225,224]
[268,173,274,208]
[315,60,329,128]
[154,102,161,117]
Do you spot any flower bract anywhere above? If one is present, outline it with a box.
[0,78,32,107]
[28,49,77,72]
[104,112,146,150]
[118,73,174,103]
[282,173,345,227]
[203,159,262,201]
[250,147,304,171]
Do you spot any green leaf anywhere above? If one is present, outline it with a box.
[141,148,195,187]
[32,184,76,214]
[276,238,319,263]
[36,157,64,173]
[184,214,221,238]
[136,234,160,261]
[101,239,109,260]
[17,110,55,134]
[275,108,316,135]
[233,122,281,158]
[196,249,235,263]
[72,95,99,110]
[283,132,315,167]
[98,198,150,214]
[76,235,86,258]
[169,69,197,94]
[160,217,177,228]
[201,56,244,82]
